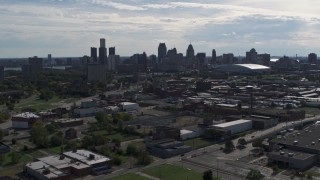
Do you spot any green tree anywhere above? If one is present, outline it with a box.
[252,140,263,148]
[238,138,247,145]
[112,155,122,166]
[45,124,58,134]
[30,121,49,147]
[126,144,138,156]
[51,131,63,147]
[246,169,263,180]
[39,89,55,101]
[0,129,3,142]
[203,170,213,180]
[224,140,235,152]
[9,152,21,164]
[136,151,152,165]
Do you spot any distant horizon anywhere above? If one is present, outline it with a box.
[1,1,320,58]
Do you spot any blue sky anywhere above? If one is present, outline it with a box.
[0,0,320,58]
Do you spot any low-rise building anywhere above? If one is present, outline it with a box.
[146,139,192,158]
[12,112,41,129]
[212,119,252,135]
[24,150,112,180]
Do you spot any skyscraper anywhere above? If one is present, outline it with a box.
[186,44,194,58]
[48,54,52,66]
[141,52,148,72]
[29,56,43,76]
[99,38,107,64]
[90,47,97,62]
[211,49,216,65]
[0,66,4,81]
[308,53,317,64]
[109,47,115,56]
[246,48,258,63]
[158,43,167,63]
[196,53,206,65]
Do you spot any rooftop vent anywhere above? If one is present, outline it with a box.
[297,133,301,136]
[312,142,315,145]
[89,154,95,160]
[280,151,285,155]
[288,153,294,157]
[293,140,298,145]
[59,155,65,160]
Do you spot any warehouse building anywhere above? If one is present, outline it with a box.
[24,150,111,180]
[268,125,320,170]
[11,112,41,129]
[212,119,252,135]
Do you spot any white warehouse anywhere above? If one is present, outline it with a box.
[212,119,252,134]
[119,102,139,112]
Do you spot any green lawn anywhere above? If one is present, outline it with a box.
[15,95,62,111]
[183,138,213,149]
[0,164,23,177]
[110,173,150,180]
[302,107,320,116]
[1,152,32,167]
[142,164,202,180]
[90,131,139,142]
[45,145,65,154]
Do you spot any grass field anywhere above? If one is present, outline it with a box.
[110,173,150,180]
[90,131,139,142]
[1,152,32,167]
[45,145,65,154]
[183,138,213,149]
[302,107,320,116]
[14,95,62,111]
[142,164,202,180]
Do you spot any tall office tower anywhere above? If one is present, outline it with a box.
[28,56,43,76]
[308,53,317,64]
[48,54,52,66]
[141,52,148,72]
[90,47,97,62]
[211,49,216,64]
[100,38,106,48]
[186,44,194,58]
[158,43,167,63]
[246,48,258,63]
[167,48,177,58]
[222,53,234,64]
[109,47,115,56]
[0,66,4,81]
[258,53,271,66]
[196,53,206,65]
[99,38,107,64]
[107,55,120,71]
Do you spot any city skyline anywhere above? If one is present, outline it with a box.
[1,0,320,58]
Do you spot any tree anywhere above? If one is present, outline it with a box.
[224,140,235,152]
[112,155,122,166]
[126,144,138,156]
[0,129,3,142]
[30,121,49,147]
[45,124,58,134]
[246,169,263,180]
[203,170,213,180]
[39,89,54,101]
[50,131,63,147]
[238,138,247,145]
[136,151,152,165]
[252,140,263,148]
[11,138,17,145]
[9,152,21,164]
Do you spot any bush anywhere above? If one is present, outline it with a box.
[11,138,17,145]
[113,155,122,166]
[126,144,138,156]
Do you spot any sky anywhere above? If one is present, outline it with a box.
[0,0,320,58]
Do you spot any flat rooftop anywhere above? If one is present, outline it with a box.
[25,161,67,179]
[269,149,316,160]
[13,112,39,119]
[38,155,89,170]
[63,149,110,166]
[213,119,252,128]
[272,124,320,152]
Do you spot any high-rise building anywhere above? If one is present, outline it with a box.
[107,55,120,71]
[186,44,194,58]
[246,48,258,63]
[258,53,271,66]
[109,47,115,56]
[308,53,317,64]
[48,54,52,66]
[222,53,234,64]
[99,38,107,64]
[196,53,206,65]
[141,52,148,72]
[87,64,106,82]
[212,49,216,65]
[167,48,177,58]
[158,43,167,63]
[100,38,106,48]
[0,66,4,81]
[90,47,97,62]
[28,56,43,76]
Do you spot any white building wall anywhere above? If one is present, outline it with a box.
[12,121,29,129]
